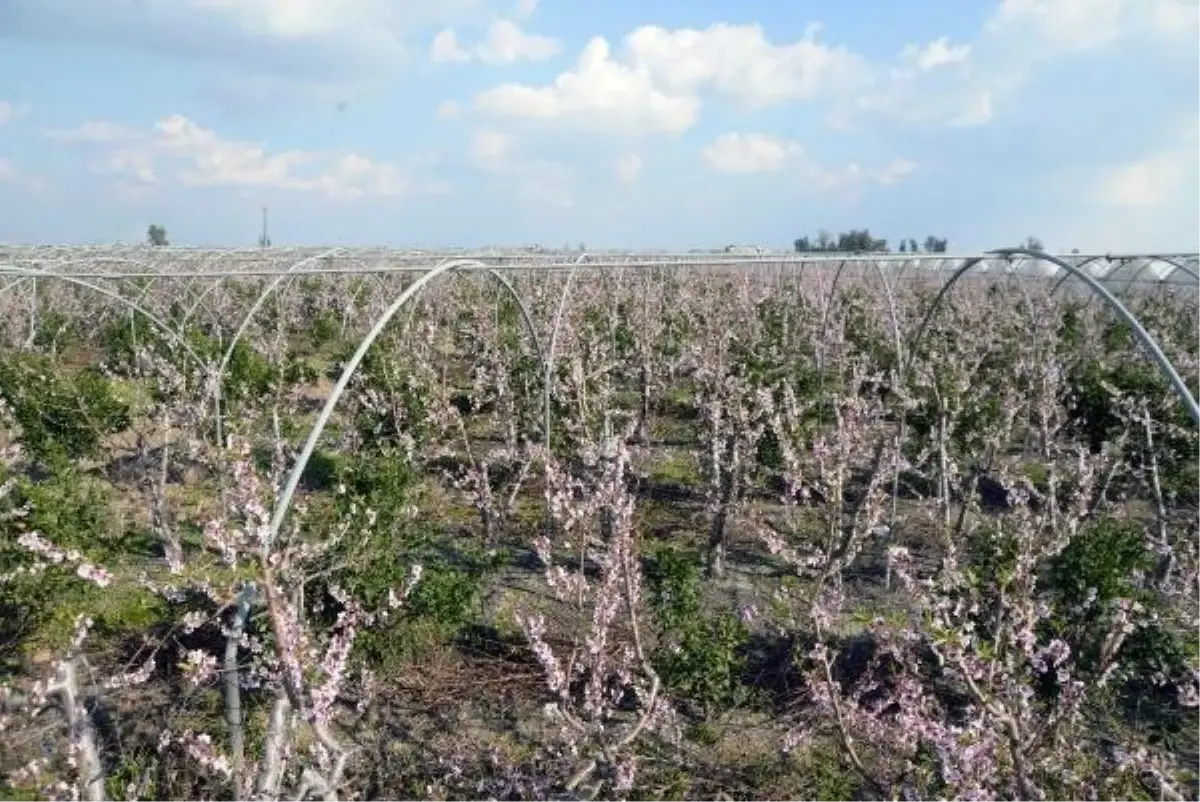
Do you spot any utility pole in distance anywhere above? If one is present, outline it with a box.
[259,206,271,248]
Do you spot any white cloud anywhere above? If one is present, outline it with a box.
[616,153,643,183]
[832,84,997,131]
[431,18,560,65]
[44,120,141,144]
[435,100,464,119]
[474,19,559,64]
[949,90,995,127]
[465,1,1185,138]
[1026,116,1199,252]
[847,0,1194,134]
[469,128,514,168]
[49,113,432,201]
[104,149,158,184]
[1097,150,1190,207]
[797,158,919,192]
[835,0,1194,132]
[986,0,1127,50]
[873,158,918,186]
[475,37,700,135]
[823,32,994,131]
[700,132,912,193]
[703,133,802,174]
[899,38,971,71]
[0,157,46,192]
[152,115,315,190]
[191,0,382,39]
[701,132,918,192]
[622,22,863,107]
[471,23,861,135]
[1154,0,1200,34]
[0,101,31,127]
[1099,118,1200,206]
[0,0,503,93]
[1099,113,1200,206]
[469,128,573,206]
[985,0,1197,52]
[511,0,538,20]
[430,29,471,63]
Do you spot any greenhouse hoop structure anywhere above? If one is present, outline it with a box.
[0,244,1196,538]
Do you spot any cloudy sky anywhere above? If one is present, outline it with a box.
[0,0,1196,251]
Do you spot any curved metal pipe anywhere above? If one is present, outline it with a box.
[0,264,207,370]
[909,249,1198,424]
[1049,254,1112,295]
[267,258,538,545]
[1122,256,1200,294]
[543,252,591,453]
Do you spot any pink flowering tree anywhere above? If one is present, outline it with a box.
[522,415,679,799]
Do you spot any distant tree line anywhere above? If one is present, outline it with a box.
[793,229,949,254]
[792,230,1058,255]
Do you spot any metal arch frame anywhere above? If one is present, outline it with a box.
[126,254,226,332]
[1050,254,1200,296]
[814,258,905,386]
[0,264,208,371]
[267,259,543,546]
[1048,254,1116,295]
[218,249,349,384]
[209,249,348,449]
[5,250,1200,288]
[1,255,163,274]
[180,274,229,329]
[172,249,253,329]
[400,267,543,364]
[0,276,37,347]
[343,272,387,330]
[178,249,301,329]
[1120,256,1200,294]
[815,256,908,533]
[908,248,1199,424]
[542,252,591,453]
[0,274,31,301]
[8,255,171,350]
[872,259,909,364]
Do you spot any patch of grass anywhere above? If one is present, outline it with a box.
[648,450,700,487]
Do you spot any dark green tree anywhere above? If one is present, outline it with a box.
[793,228,891,253]
[147,224,169,247]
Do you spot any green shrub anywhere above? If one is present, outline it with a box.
[0,354,130,465]
[1045,517,1193,742]
[645,546,751,717]
[305,450,501,667]
[0,468,167,667]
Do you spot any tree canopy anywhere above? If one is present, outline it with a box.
[793,229,948,254]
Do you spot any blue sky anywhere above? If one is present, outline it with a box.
[0,0,1196,251]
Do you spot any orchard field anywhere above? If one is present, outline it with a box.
[0,248,1197,801]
